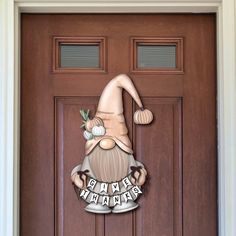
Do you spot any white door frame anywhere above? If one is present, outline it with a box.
[0,1,235,236]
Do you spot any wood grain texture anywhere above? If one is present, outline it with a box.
[182,15,217,236]
[134,98,182,236]
[21,14,217,236]
[55,97,100,236]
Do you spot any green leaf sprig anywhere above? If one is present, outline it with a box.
[80,109,90,129]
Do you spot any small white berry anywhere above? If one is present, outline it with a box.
[92,125,106,136]
[83,130,93,140]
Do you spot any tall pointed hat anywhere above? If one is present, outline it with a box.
[85,74,153,155]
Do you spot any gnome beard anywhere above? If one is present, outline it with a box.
[88,145,129,183]
[74,144,148,188]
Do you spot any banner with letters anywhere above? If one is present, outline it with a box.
[74,175,142,207]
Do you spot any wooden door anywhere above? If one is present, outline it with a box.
[21,14,217,236]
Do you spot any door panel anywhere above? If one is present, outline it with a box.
[21,14,217,236]
[135,98,182,236]
[56,97,99,236]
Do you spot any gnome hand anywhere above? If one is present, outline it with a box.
[71,169,89,189]
[130,166,147,186]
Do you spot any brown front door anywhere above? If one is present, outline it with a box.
[21,14,217,236]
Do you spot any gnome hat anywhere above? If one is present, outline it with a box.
[85,74,152,155]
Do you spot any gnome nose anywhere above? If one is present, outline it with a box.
[99,138,116,150]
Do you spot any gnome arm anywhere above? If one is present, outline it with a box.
[71,165,88,189]
[130,165,147,187]
[71,157,97,189]
[128,154,147,186]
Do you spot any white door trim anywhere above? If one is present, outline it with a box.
[0,1,235,236]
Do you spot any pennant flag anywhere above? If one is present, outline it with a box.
[100,183,108,193]
[111,182,120,193]
[122,177,132,189]
[102,195,110,206]
[90,193,99,204]
[78,177,143,207]
[80,189,90,200]
[87,179,97,190]
[113,195,121,206]
[131,186,142,198]
[123,191,133,202]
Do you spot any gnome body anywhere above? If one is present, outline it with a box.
[71,74,153,214]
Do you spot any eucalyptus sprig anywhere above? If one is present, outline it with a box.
[80,109,90,121]
[80,109,90,129]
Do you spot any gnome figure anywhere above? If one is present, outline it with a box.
[71,74,153,214]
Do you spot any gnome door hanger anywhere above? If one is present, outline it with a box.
[71,74,153,214]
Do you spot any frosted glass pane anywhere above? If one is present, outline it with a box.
[60,45,99,68]
[137,45,176,68]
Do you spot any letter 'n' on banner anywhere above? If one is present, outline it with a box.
[113,195,121,206]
